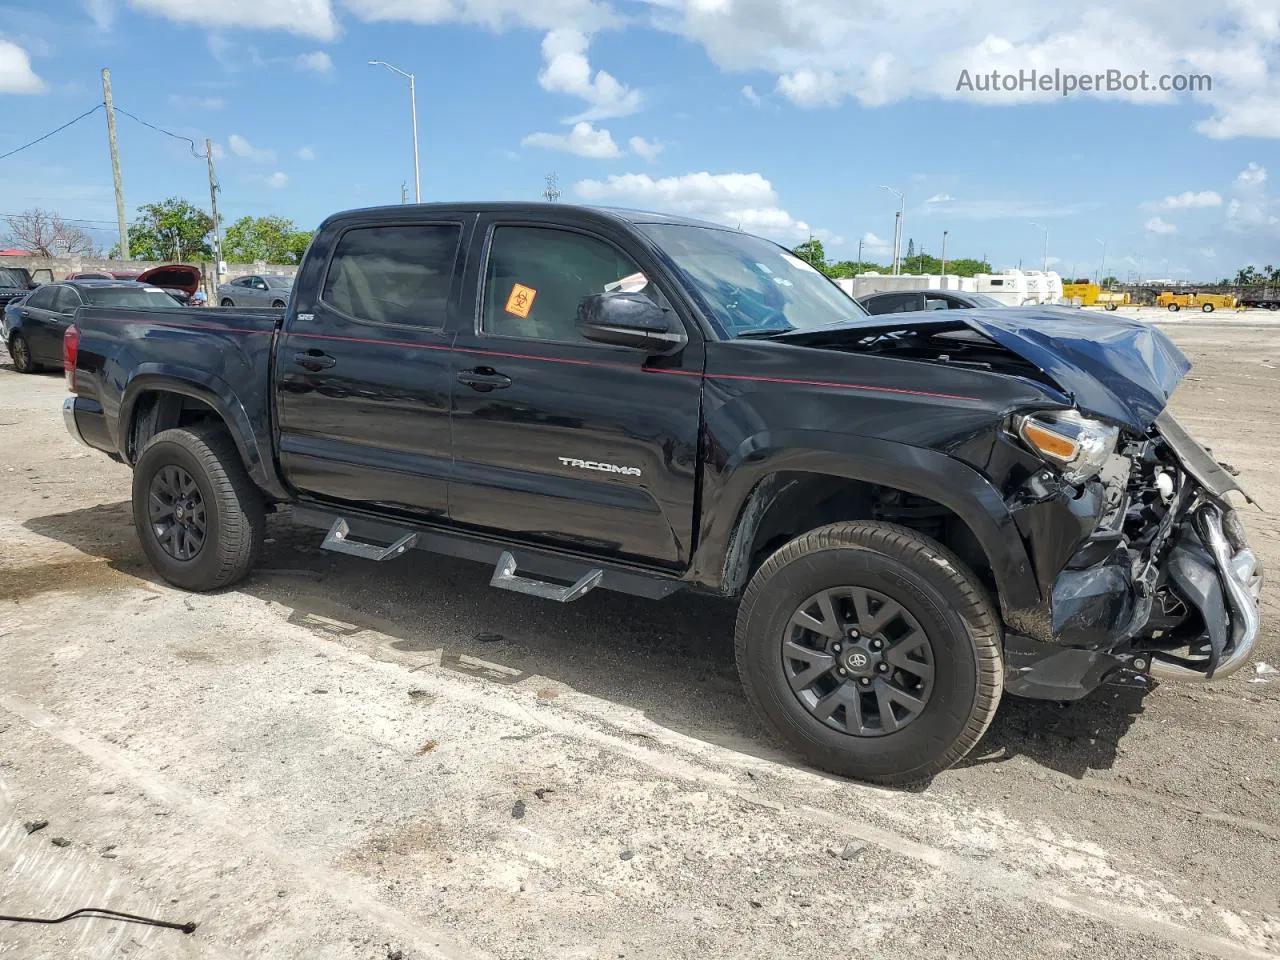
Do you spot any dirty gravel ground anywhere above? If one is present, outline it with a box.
[1,322,1277,960]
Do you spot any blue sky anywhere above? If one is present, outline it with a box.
[1,0,1277,280]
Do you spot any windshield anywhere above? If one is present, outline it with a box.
[83,287,181,308]
[0,268,23,289]
[965,293,1006,308]
[639,224,869,337]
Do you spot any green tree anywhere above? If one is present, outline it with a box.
[223,216,314,265]
[905,238,915,262]
[791,239,827,270]
[1101,275,1119,288]
[943,258,992,278]
[118,198,214,261]
[826,260,890,278]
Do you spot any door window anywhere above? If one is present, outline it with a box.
[322,223,461,328]
[482,226,643,343]
[53,286,83,313]
[23,286,57,310]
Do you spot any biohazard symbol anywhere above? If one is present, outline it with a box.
[504,283,537,319]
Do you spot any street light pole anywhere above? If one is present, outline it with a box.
[1030,221,1049,273]
[369,59,420,203]
[879,185,905,275]
[940,230,948,280]
[1096,238,1107,285]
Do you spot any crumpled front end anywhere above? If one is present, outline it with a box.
[1003,410,1263,699]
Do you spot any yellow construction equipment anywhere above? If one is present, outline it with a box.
[1157,291,1236,313]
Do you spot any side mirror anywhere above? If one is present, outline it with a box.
[578,292,686,355]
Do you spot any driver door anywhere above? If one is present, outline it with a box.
[447,217,705,568]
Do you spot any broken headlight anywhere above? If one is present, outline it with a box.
[1014,410,1120,485]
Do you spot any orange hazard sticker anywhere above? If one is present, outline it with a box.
[504,283,537,318]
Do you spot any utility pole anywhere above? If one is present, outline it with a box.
[205,138,222,284]
[1096,238,1107,285]
[102,68,128,259]
[940,230,948,279]
[368,60,421,202]
[400,181,408,204]
[879,185,905,275]
[856,236,863,265]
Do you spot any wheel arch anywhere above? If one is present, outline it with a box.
[120,369,288,501]
[696,434,1040,619]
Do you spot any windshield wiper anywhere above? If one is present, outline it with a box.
[736,327,795,339]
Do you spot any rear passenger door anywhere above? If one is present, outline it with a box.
[275,218,470,518]
[447,216,704,568]
[17,284,66,364]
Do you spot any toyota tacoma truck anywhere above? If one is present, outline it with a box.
[61,203,1263,785]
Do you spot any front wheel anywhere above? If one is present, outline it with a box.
[132,424,265,591]
[1167,303,1180,312]
[1202,303,1215,313]
[8,332,36,373]
[735,522,1002,786]
[271,299,286,309]
[1105,303,1118,311]
[220,298,234,307]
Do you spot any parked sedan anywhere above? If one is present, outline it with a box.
[857,289,1009,315]
[3,280,177,373]
[216,273,294,308]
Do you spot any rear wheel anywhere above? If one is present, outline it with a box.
[1167,303,1180,312]
[1105,303,1117,311]
[220,298,234,307]
[735,522,1002,786]
[1269,303,1279,312]
[132,424,265,591]
[1202,303,1215,313]
[271,299,286,309]
[8,332,36,373]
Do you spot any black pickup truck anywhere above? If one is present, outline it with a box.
[62,202,1263,785]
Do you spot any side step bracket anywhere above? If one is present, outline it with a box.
[490,550,602,602]
[321,518,418,561]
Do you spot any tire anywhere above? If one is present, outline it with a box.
[271,300,286,309]
[1269,303,1279,312]
[8,332,37,373]
[1167,303,1179,312]
[1202,303,1215,313]
[1105,303,1117,311]
[735,522,1002,786]
[220,298,234,307]
[131,424,265,591]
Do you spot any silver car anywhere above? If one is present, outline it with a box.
[216,273,294,308]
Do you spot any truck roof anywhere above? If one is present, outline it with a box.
[320,202,733,233]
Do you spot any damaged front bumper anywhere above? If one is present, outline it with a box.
[1003,411,1263,699]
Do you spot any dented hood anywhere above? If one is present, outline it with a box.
[780,307,1190,432]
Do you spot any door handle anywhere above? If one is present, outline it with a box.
[294,350,337,371]
[457,368,512,392]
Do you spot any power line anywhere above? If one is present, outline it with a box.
[112,106,209,159]
[0,104,104,163]
[0,213,121,226]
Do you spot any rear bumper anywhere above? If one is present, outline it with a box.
[62,396,87,447]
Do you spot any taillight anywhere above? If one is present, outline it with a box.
[63,324,79,392]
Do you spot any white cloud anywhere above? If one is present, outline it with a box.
[776,68,843,107]
[228,133,277,163]
[1147,190,1222,210]
[521,121,620,158]
[860,231,890,250]
[573,171,825,242]
[342,0,614,33]
[296,145,315,160]
[925,193,953,204]
[1200,247,1216,258]
[296,50,332,73]
[0,40,45,94]
[168,93,225,110]
[129,0,337,40]
[1237,162,1266,188]
[1197,96,1280,139]
[916,197,1095,220]
[537,28,641,122]
[628,135,663,161]
[741,84,761,106]
[1145,216,1178,234]
[84,0,114,30]
[266,171,288,189]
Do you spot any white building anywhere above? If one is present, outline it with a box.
[839,269,1064,306]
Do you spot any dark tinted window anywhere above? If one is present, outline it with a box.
[23,285,57,309]
[323,224,460,327]
[53,286,82,312]
[482,226,641,343]
[0,268,23,289]
[83,287,181,308]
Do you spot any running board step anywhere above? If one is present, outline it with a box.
[321,518,418,561]
[490,550,602,602]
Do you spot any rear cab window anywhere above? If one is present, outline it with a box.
[321,223,462,328]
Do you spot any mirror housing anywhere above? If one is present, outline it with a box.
[578,292,686,355]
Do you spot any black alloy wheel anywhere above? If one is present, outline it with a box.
[783,586,935,736]
[148,464,208,561]
[9,333,35,373]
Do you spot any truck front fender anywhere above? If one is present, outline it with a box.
[119,367,289,501]
[691,429,1040,615]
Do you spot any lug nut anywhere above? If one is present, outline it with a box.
[877,663,888,673]
[858,677,871,687]
[870,639,883,651]
[838,667,847,676]
[848,630,859,639]
[832,643,842,653]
